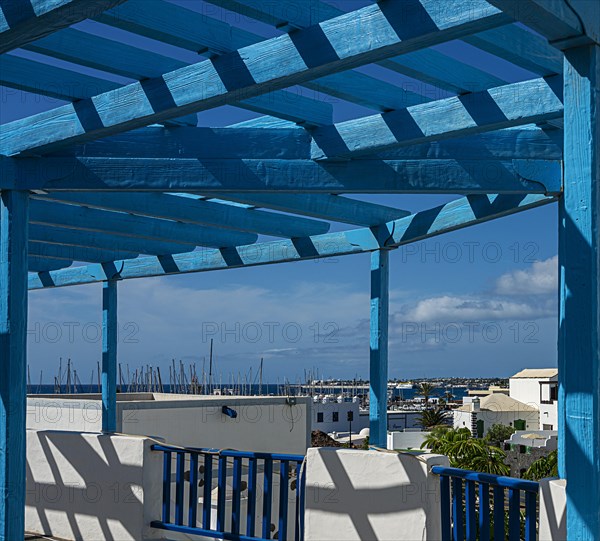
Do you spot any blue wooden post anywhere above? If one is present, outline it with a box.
[102,280,118,432]
[369,249,389,448]
[0,191,29,541]
[559,43,600,539]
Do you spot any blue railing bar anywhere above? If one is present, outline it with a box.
[246,457,257,538]
[465,480,476,541]
[279,460,289,541]
[262,458,273,540]
[175,452,185,525]
[152,444,304,463]
[203,454,213,530]
[452,477,464,541]
[525,490,537,541]
[508,488,521,540]
[478,483,490,541]
[151,521,269,541]
[431,466,540,493]
[439,475,451,541]
[493,486,504,541]
[162,451,172,523]
[231,456,243,535]
[217,456,227,532]
[189,452,199,527]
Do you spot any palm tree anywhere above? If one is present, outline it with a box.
[416,382,436,404]
[523,450,558,480]
[417,408,449,429]
[421,427,510,475]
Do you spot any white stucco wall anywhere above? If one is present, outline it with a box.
[540,401,558,431]
[539,478,566,540]
[509,378,542,408]
[387,431,429,450]
[312,400,360,433]
[304,448,449,541]
[453,408,539,435]
[27,394,311,454]
[26,430,164,541]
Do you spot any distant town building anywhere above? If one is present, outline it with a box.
[453,393,539,437]
[509,368,558,430]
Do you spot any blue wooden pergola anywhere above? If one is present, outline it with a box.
[0,0,598,538]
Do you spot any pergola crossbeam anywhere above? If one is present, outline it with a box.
[4,157,562,194]
[0,0,509,156]
[27,193,556,289]
[0,0,126,54]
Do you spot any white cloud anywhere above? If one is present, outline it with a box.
[495,256,558,296]
[401,295,554,323]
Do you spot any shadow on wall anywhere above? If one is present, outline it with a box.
[304,448,449,541]
[25,430,163,541]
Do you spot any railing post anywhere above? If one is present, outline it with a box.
[0,191,29,541]
[369,249,389,448]
[559,42,600,539]
[102,279,118,433]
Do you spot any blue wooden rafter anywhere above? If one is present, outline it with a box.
[28,194,556,289]
[0,0,509,156]
[0,0,126,53]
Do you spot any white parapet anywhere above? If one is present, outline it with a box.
[304,448,449,541]
[25,430,165,541]
[538,478,567,541]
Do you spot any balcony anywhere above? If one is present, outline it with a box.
[25,431,566,541]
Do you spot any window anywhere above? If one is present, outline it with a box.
[317,412,324,423]
[333,412,339,422]
[543,424,553,430]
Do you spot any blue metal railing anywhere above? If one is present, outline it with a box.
[151,444,306,541]
[432,466,539,541]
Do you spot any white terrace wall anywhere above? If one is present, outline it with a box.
[304,448,449,541]
[27,393,311,454]
[25,430,165,541]
[539,479,567,540]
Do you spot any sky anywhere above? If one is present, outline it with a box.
[2,0,560,382]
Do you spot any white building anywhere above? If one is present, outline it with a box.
[509,368,558,430]
[453,393,539,437]
[311,397,360,433]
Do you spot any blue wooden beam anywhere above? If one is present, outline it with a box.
[0,0,126,53]
[28,257,73,273]
[486,0,599,49]
[28,200,256,248]
[29,225,193,256]
[205,0,509,94]
[27,194,556,289]
[29,241,138,264]
[558,43,600,540]
[41,193,330,238]
[0,191,29,540]
[310,76,564,160]
[369,249,389,448]
[464,26,563,76]
[102,280,117,432]
[0,0,509,156]
[3,157,562,194]
[23,27,331,126]
[95,0,431,112]
[0,55,197,128]
[44,125,562,161]
[202,194,410,227]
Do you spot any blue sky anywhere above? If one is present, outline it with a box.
[3,0,559,382]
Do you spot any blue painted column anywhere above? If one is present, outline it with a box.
[102,280,118,433]
[369,249,389,448]
[559,44,600,539]
[0,191,29,541]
